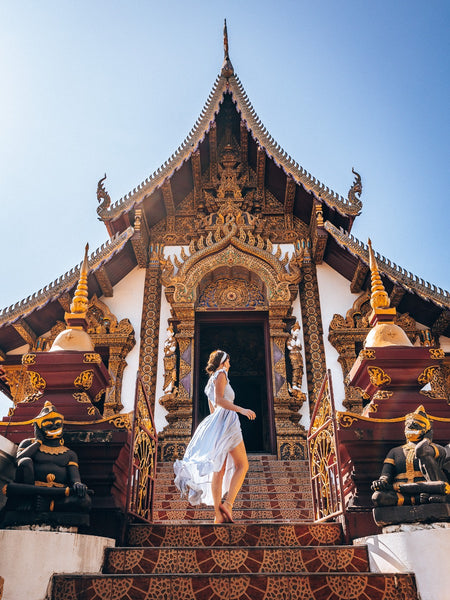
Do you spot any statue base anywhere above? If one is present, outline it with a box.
[0,528,115,600]
[354,523,450,600]
[373,503,450,526]
[1,510,90,529]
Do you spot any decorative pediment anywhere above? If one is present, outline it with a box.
[159,213,304,308]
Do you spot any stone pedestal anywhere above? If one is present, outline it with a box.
[354,523,450,600]
[0,529,115,600]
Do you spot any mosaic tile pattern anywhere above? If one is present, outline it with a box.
[126,523,344,548]
[105,545,370,574]
[48,456,419,600]
[154,458,314,522]
[51,573,419,600]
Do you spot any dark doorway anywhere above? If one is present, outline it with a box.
[194,313,275,454]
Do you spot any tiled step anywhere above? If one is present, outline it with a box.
[50,572,419,600]
[104,544,370,574]
[154,498,311,510]
[127,522,344,548]
[157,459,310,470]
[154,508,313,521]
[158,483,313,496]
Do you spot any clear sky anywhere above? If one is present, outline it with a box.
[0,2,448,305]
[0,1,449,313]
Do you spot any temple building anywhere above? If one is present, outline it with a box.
[0,31,448,452]
[0,24,449,600]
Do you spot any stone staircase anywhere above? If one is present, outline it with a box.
[49,456,419,599]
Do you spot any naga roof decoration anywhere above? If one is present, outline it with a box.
[325,222,450,309]
[97,45,362,224]
[0,227,134,327]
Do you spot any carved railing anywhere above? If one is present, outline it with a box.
[126,374,158,523]
[308,370,346,526]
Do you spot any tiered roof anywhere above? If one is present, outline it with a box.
[0,26,448,356]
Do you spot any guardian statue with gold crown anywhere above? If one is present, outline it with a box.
[372,405,450,507]
[2,401,91,521]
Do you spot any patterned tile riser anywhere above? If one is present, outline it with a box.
[154,497,311,509]
[155,510,314,522]
[126,523,344,548]
[104,545,370,574]
[51,573,419,600]
[157,484,312,495]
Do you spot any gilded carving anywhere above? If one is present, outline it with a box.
[28,371,46,392]
[299,251,327,412]
[367,366,391,387]
[197,277,266,311]
[74,370,94,390]
[162,324,177,393]
[337,413,359,428]
[73,392,91,404]
[417,365,439,386]
[359,349,376,360]
[138,248,162,414]
[83,353,102,364]
[429,348,445,359]
[21,354,36,365]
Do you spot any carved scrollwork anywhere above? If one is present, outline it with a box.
[28,371,46,392]
[74,370,94,390]
[367,366,391,387]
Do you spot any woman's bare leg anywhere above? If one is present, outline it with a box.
[223,441,249,520]
[211,458,227,523]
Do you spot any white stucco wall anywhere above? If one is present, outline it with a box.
[316,262,360,411]
[100,266,146,413]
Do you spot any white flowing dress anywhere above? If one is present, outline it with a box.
[173,368,243,506]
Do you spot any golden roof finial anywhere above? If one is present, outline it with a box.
[368,239,390,311]
[221,19,234,78]
[70,244,89,315]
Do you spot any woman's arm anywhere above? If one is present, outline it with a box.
[214,372,256,420]
[208,399,215,414]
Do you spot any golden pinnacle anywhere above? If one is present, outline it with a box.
[368,239,390,311]
[70,244,89,315]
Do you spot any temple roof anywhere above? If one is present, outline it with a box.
[0,34,448,354]
[97,71,362,229]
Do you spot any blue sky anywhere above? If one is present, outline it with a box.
[0,1,448,311]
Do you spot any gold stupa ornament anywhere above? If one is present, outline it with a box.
[364,239,412,348]
[49,244,94,352]
[368,239,392,314]
[68,244,89,318]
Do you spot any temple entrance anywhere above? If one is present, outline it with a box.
[194,313,275,454]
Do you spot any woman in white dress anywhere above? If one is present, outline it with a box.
[174,349,256,523]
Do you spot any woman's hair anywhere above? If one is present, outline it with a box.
[205,349,228,374]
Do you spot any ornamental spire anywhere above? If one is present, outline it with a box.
[223,18,229,60]
[368,239,390,312]
[364,239,411,347]
[221,19,234,78]
[70,244,89,316]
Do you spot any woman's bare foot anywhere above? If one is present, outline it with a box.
[214,508,226,524]
[219,500,234,523]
